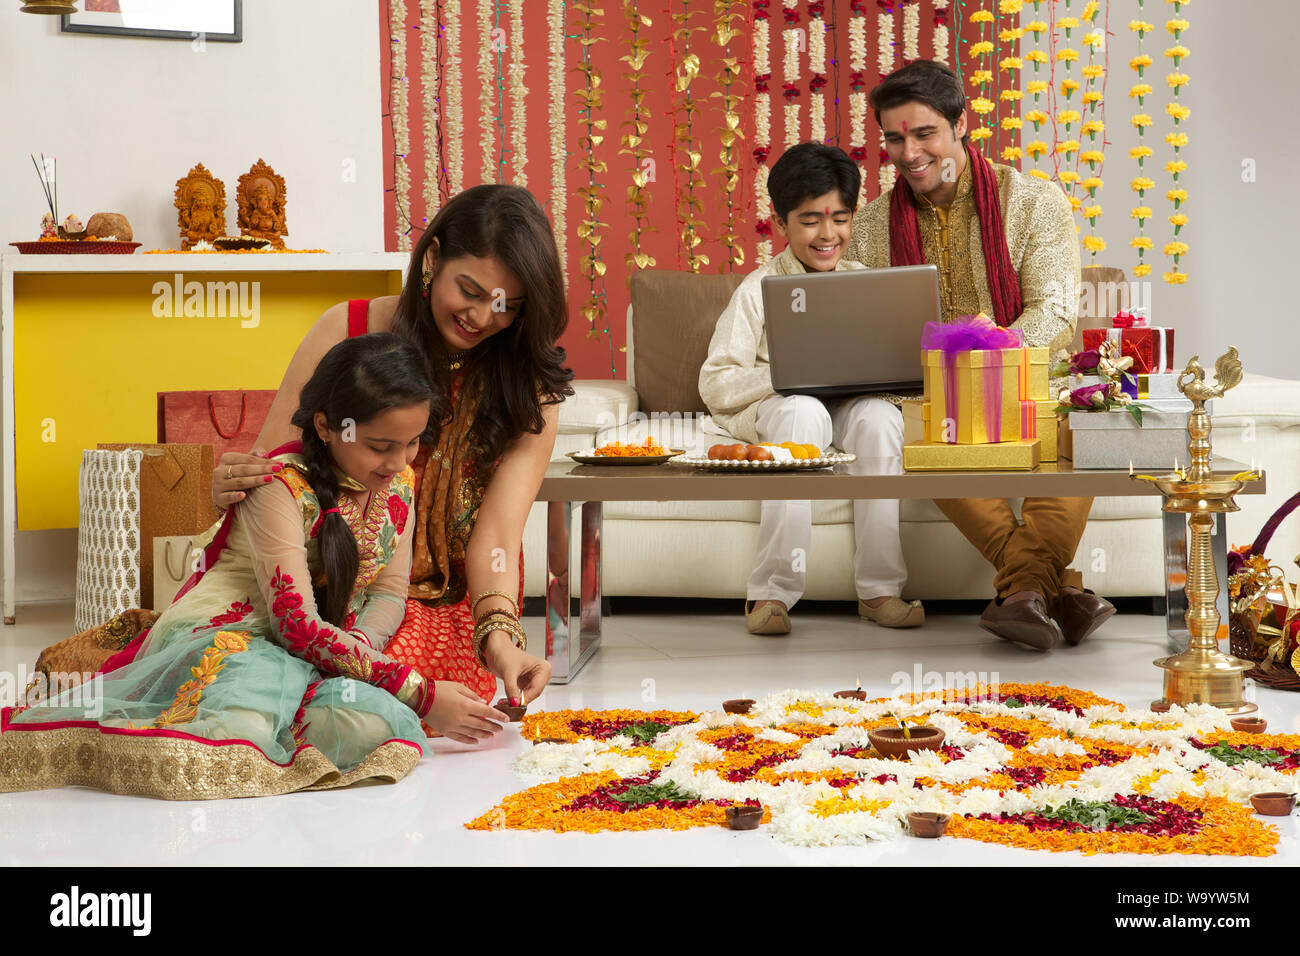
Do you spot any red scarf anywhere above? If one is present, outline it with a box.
[888,141,1023,328]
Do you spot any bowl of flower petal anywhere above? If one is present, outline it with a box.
[868,725,945,758]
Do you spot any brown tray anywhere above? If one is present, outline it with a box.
[10,240,142,254]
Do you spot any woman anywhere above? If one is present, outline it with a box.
[211,184,573,719]
[0,334,502,798]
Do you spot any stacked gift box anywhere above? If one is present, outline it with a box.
[1064,312,1196,469]
[901,315,1057,471]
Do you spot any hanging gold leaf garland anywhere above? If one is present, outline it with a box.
[1129,6,1155,279]
[390,0,413,250]
[809,1,828,144]
[848,0,870,209]
[620,1,655,280]
[781,0,801,151]
[753,0,773,265]
[997,0,1024,165]
[1075,0,1104,258]
[967,3,995,158]
[713,0,747,269]
[673,1,709,272]
[1163,2,1189,284]
[1022,2,1050,176]
[572,1,609,342]
[932,0,951,65]
[508,0,528,187]
[419,0,442,223]
[548,0,567,291]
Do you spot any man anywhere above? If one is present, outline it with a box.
[699,143,922,636]
[845,60,1114,650]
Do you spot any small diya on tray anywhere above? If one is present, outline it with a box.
[725,806,763,830]
[722,699,755,715]
[868,726,946,758]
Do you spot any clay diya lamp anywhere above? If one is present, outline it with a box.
[906,812,950,838]
[1250,792,1296,816]
[495,698,527,722]
[868,726,946,759]
[834,689,867,701]
[531,737,568,746]
[725,806,763,830]
[723,699,755,715]
[1231,716,1268,734]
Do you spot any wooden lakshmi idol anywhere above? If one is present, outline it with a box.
[174,164,228,250]
[236,159,287,249]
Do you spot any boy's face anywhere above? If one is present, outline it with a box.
[774,189,853,272]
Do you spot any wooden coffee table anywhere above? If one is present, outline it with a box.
[534,457,1266,682]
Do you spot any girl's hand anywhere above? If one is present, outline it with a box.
[425,681,507,744]
[486,635,552,705]
[211,449,281,510]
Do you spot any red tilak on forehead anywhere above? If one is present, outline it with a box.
[825,206,831,216]
[901,120,908,132]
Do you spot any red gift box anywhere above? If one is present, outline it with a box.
[1081,324,1174,374]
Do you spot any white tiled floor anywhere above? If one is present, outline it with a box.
[2,601,1297,867]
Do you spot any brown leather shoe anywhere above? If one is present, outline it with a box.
[979,594,1063,650]
[1053,588,1116,646]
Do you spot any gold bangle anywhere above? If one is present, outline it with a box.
[471,590,520,618]
[472,617,527,665]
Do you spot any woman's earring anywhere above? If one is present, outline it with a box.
[421,270,432,300]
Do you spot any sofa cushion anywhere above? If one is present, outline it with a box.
[558,379,639,435]
[631,269,744,415]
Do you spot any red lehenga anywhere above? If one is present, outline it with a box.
[345,300,548,728]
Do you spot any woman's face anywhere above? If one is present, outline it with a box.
[423,243,526,352]
[314,401,431,495]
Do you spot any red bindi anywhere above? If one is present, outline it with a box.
[824,206,831,217]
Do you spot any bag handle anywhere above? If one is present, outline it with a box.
[208,393,248,439]
[162,540,190,581]
[1250,489,1300,558]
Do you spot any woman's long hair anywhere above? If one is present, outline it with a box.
[287,333,443,626]
[388,184,575,466]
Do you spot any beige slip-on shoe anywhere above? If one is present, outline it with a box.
[858,597,925,628]
[745,601,791,636]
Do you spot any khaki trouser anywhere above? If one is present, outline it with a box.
[933,497,1093,600]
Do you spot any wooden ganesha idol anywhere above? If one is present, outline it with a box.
[237,159,287,249]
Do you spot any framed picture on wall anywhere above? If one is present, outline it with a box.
[61,0,242,42]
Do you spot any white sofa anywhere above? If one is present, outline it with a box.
[519,372,1300,603]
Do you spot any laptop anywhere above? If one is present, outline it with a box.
[760,264,940,397]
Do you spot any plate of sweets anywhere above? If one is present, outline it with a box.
[567,437,684,466]
[670,441,856,471]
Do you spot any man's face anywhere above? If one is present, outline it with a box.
[880,101,967,201]
[773,189,853,272]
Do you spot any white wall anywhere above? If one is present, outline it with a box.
[1028,0,1297,380]
[1,0,383,251]
[2,1,384,606]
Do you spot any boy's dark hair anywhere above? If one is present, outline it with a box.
[289,332,440,627]
[767,143,861,221]
[868,59,970,144]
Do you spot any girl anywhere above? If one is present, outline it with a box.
[0,334,505,798]
[211,184,574,716]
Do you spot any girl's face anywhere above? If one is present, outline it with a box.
[314,401,431,495]
[423,243,526,352]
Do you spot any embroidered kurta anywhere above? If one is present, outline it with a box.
[698,246,867,443]
[845,160,1081,359]
[0,448,431,800]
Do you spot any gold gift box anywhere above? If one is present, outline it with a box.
[901,397,927,445]
[1029,398,1061,462]
[902,438,1042,471]
[1021,346,1050,401]
[907,395,1056,456]
[923,348,1021,444]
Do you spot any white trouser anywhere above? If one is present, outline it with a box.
[747,393,907,608]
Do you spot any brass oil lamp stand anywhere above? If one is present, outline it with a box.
[1134,349,1258,714]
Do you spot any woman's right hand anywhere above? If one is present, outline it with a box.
[425,681,507,744]
[212,449,281,510]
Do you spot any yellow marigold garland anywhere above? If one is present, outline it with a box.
[1129,8,1156,278]
[1164,0,1189,283]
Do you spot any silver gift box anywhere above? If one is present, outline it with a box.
[1065,398,1207,469]
[1067,372,1183,399]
